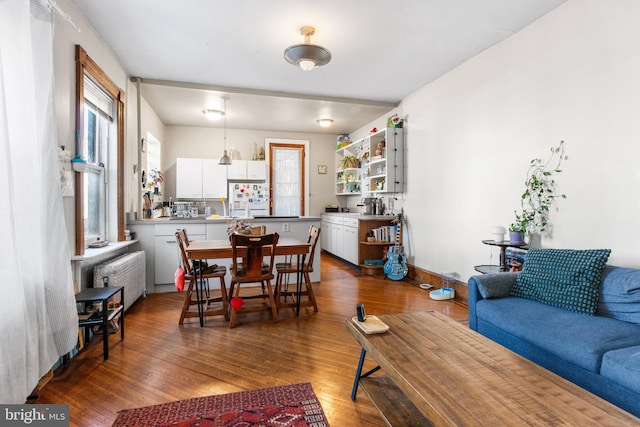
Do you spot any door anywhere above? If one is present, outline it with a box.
[267,140,308,216]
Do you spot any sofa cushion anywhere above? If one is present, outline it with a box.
[601,346,640,394]
[598,266,640,326]
[475,296,640,373]
[509,248,611,315]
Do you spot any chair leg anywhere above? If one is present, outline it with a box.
[229,281,241,328]
[179,278,196,325]
[304,272,318,312]
[219,276,229,321]
[266,279,279,323]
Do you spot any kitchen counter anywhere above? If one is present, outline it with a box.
[128,216,321,293]
[129,215,321,225]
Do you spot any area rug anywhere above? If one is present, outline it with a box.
[112,382,329,427]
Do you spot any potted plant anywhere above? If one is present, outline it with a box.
[510,141,568,243]
[340,154,358,170]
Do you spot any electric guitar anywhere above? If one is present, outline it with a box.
[384,209,408,280]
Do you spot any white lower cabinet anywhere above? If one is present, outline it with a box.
[154,223,205,284]
[321,214,359,265]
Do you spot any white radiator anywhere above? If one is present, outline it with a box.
[93,251,146,311]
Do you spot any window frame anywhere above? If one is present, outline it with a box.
[75,45,125,255]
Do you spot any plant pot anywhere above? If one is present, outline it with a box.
[509,231,525,244]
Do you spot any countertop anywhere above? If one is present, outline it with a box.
[128,215,322,225]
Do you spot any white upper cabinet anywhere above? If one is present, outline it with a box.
[227,160,266,180]
[202,159,227,199]
[176,157,227,199]
[176,157,204,199]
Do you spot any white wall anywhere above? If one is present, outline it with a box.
[161,126,337,216]
[53,0,136,248]
[350,0,640,281]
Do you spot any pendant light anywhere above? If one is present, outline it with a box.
[284,26,331,71]
[218,97,231,165]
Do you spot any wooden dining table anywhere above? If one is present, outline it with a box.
[185,237,311,326]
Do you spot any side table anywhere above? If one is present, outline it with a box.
[75,286,124,360]
[475,240,528,273]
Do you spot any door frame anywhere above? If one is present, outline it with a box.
[265,138,309,216]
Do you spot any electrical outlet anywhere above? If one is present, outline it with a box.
[282,223,290,232]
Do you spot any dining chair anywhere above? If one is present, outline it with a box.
[175,229,229,325]
[228,232,279,328]
[275,225,320,313]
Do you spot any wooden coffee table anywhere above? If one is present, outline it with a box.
[347,310,639,426]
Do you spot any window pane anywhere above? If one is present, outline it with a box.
[83,169,102,239]
[273,148,301,216]
[84,107,97,163]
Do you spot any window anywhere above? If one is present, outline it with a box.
[75,45,125,255]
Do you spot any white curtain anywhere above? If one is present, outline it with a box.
[0,0,79,403]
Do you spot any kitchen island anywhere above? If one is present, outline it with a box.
[129,216,321,293]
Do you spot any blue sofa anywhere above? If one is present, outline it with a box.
[468,263,640,417]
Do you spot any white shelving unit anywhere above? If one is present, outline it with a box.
[335,127,404,196]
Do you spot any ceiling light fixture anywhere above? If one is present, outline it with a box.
[218,97,231,165]
[317,118,333,128]
[284,26,331,71]
[203,108,224,121]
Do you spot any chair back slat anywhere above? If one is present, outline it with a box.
[175,229,193,275]
[231,232,279,278]
[305,225,321,271]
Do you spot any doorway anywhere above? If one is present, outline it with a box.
[265,139,309,216]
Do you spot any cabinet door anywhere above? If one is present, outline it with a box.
[321,221,331,251]
[247,160,266,180]
[332,223,343,258]
[343,226,359,265]
[176,158,203,199]
[202,159,227,199]
[154,235,179,284]
[227,159,247,180]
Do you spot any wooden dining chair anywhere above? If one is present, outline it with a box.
[275,225,320,313]
[228,232,279,328]
[175,229,229,325]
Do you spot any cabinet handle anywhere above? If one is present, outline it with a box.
[166,240,176,244]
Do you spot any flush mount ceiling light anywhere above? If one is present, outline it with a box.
[317,118,333,128]
[203,108,224,121]
[284,26,331,71]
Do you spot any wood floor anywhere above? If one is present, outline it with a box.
[36,252,468,426]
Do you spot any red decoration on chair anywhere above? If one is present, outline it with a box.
[230,297,244,311]
[174,266,185,292]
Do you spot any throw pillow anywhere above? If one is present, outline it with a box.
[509,248,611,315]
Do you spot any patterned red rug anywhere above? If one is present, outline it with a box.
[112,382,329,427]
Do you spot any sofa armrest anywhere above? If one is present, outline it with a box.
[468,273,518,331]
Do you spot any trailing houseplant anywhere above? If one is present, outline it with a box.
[509,141,568,243]
[340,154,359,170]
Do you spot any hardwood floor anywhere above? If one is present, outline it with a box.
[36,252,468,426]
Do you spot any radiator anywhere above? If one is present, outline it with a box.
[93,251,146,311]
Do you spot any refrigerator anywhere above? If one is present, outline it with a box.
[229,183,270,217]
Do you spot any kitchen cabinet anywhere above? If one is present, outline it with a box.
[176,157,227,199]
[154,223,206,284]
[321,214,358,265]
[227,160,266,180]
[364,127,404,194]
[202,158,227,199]
[335,139,363,195]
[176,158,203,198]
[342,217,359,265]
[335,127,404,196]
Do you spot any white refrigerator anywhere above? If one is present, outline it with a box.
[229,183,270,217]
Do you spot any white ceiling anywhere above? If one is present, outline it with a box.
[70,0,567,134]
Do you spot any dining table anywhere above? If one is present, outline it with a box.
[185,237,311,326]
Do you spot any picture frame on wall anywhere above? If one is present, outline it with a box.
[318,165,327,174]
